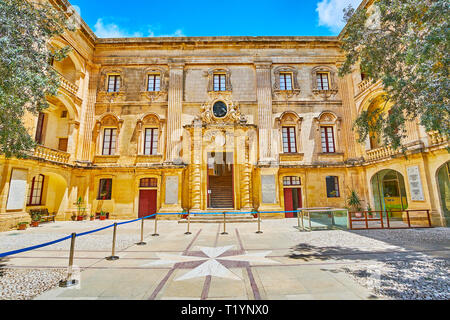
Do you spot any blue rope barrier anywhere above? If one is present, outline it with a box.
[0,235,73,258]
[77,224,115,237]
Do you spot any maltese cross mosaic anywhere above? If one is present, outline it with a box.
[142,245,279,281]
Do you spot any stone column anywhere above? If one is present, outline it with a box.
[165,62,185,163]
[79,63,100,162]
[255,61,274,163]
[190,120,202,211]
[240,135,253,209]
[335,64,357,160]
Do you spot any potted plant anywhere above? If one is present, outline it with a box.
[31,213,41,227]
[367,204,374,218]
[181,209,188,219]
[71,213,77,221]
[99,210,107,221]
[76,215,84,221]
[18,222,29,230]
[347,190,363,218]
[251,209,259,219]
[90,214,95,221]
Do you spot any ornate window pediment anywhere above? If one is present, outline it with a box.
[140,67,168,101]
[93,113,124,156]
[136,113,165,156]
[311,66,338,98]
[98,68,126,101]
[273,66,301,97]
[205,68,232,96]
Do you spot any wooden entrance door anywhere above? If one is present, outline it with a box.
[284,188,302,218]
[139,190,157,218]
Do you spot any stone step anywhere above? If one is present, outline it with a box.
[179,213,257,224]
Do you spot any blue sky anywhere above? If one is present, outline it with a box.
[70,0,362,38]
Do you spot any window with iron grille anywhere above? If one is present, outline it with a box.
[213,74,226,91]
[102,128,117,155]
[279,73,293,90]
[283,176,301,186]
[321,126,335,153]
[27,175,44,206]
[316,73,329,90]
[107,75,121,92]
[147,74,161,92]
[144,128,158,155]
[97,179,112,200]
[326,176,340,198]
[140,178,157,188]
[282,127,297,153]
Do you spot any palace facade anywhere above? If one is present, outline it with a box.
[0,0,448,231]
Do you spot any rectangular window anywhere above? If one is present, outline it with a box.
[144,128,158,155]
[282,127,297,153]
[147,74,161,92]
[213,74,226,91]
[102,128,117,155]
[321,126,335,153]
[140,178,157,188]
[97,179,112,200]
[283,176,301,186]
[279,73,293,90]
[326,176,340,198]
[317,73,329,90]
[27,175,44,206]
[107,75,121,92]
[58,138,68,152]
[35,112,46,144]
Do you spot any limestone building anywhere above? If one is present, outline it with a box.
[0,0,448,231]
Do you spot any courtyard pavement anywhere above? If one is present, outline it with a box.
[0,219,448,300]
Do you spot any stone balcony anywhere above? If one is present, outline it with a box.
[428,131,448,147]
[365,146,400,161]
[355,79,381,98]
[34,145,70,164]
[59,74,79,96]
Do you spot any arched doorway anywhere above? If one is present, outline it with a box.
[371,170,408,217]
[437,162,450,226]
[138,178,157,219]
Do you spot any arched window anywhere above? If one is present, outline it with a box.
[94,114,123,156]
[276,112,303,154]
[137,114,163,156]
[27,175,45,206]
[314,112,341,154]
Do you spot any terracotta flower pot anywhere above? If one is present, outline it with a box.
[18,224,27,230]
[252,213,258,218]
[77,216,84,221]
[100,216,106,221]
[90,217,95,221]
[31,221,39,227]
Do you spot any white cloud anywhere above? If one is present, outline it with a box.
[94,19,186,38]
[94,19,143,38]
[316,0,362,33]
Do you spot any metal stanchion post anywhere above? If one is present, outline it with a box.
[106,223,119,261]
[152,214,159,237]
[256,211,263,234]
[301,210,305,231]
[185,212,192,235]
[297,209,301,230]
[136,218,147,245]
[221,212,228,235]
[59,233,78,287]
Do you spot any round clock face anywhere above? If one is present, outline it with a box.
[213,101,228,118]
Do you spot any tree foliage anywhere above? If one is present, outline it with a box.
[340,0,449,149]
[0,0,71,158]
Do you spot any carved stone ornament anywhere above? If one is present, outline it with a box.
[311,66,338,99]
[196,96,247,125]
[273,66,301,98]
[140,67,169,102]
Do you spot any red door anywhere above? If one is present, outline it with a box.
[284,188,294,218]
[284,188,302,218]
[139,190,157,218]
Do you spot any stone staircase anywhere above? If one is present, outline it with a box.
[209,175,234,208]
